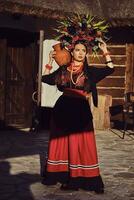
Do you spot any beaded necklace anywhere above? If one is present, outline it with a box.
[67,63,84,85]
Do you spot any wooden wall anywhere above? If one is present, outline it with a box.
[88,43,134,124]
[88,44,134,106]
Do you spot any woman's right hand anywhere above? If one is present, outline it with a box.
[48,50,56,65]
[43,50,56,75]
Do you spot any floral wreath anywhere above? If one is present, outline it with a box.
[55,13,109,55]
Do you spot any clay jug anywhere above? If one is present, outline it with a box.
[52,43,71,66]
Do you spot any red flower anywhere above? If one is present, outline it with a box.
[87,36,94,41]
[72,35,80,42]
[67,44,74,50]
[63,28,67,32]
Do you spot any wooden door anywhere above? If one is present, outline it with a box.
[5,43,37,128]
[0,39,7,128]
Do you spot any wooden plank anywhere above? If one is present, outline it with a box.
[88,55,126,65]
[107,45,126,48]
[5,115,26,126]
[98,78,125,87]
[98,87,125,89]
[98,88,125,97]
[112,98,124,106]
[111,56,126,65]
[108,76,125,78]
[90,45,126,55]
[7,80,33,87]
[6,86,25,114]
[107,46,126,55]
[89,63,126,67]
[111,66,125,76]
[6,113,26,117]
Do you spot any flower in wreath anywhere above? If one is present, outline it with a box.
[55,13,109,56]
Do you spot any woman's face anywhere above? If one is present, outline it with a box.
[72,43,87,62]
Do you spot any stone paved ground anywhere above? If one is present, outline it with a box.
[0,129,134,200]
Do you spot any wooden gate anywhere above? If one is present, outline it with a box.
[0,39,7,127]
[0,39,38,129]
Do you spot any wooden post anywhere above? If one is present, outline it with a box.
[89,95,112,130]
[37,30,44,106]
[126,44,134,93]
[132,45,134,92]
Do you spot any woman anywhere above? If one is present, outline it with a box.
[41,39,114,193]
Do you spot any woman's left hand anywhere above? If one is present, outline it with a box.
[98,38,108,53]
[98,38,114,68]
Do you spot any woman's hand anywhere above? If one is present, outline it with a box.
[43,50,57,75]
[98,38,108,53]
[97,38,114,68]
[48,50,56,65]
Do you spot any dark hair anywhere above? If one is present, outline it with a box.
[73,39,88,53]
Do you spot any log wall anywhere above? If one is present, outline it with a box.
[88,43,134,126]
[88,44,126,106]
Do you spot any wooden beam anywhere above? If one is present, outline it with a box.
[90,63,126,67]
[132,45,134,92]
[125,44,134,92]
[98,88,125,97]
[37,30,44,106]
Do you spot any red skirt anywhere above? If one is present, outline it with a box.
[47,131,99,177]
[43,92,104,190]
